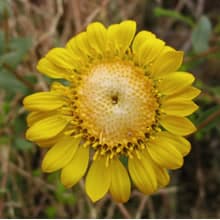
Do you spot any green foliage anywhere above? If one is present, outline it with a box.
[45,206,57,219]
[0,36,32,68]
[192,16,212,53]
[46,173,76,206]
[0,30,32,95]
[14,138,33,151]
[120,155,128,166]
[55,182,76,205]
[195,105,220,140]
[208,85,220,96]
[0,68,27,94]
[32,169,41,177]
[153,7,194,27]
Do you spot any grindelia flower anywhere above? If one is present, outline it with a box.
[23,20,200,203]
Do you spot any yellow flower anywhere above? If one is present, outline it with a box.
[23,20,200,203]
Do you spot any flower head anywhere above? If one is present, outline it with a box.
[23,20,200,203]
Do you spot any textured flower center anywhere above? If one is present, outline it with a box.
[76,61,159,150]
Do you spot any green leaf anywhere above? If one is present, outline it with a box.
[0,35,33,95]
[45,206,57,219]
[1,50,25,68]
[10,36,32,56]
[195,105,220,125]
[208,86,220,97]
[13,114,27,134]
[32,169,42,177]
[194,105,220,141]
[55,182,76,205]
[0,68,27,94]
[14,138,33,151]
[47,171,59,183]
[0,36,32,68]
[0,33,33,98]
[192,16,212,53]
[120,155,128,167]
[154,7,194,27]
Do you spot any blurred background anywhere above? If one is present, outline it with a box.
[0,0,220,218]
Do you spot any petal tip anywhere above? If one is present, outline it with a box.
[25,128,34,141]
[41,160,51,173]
[85,187,104,203]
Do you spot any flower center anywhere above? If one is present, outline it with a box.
[75,61,159,153]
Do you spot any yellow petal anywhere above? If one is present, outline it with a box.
[26,114,69,141]
[158,72,195,95]
[37,58,67,79]
[27,111,65,134]
[46,48,75,70]
[148,137,183,169]
[23,92,66,111]
[158,131,191,156]
[85,157,111,202]
[132,30,156,54]
[165,86,201,101]
[66,36,84,58]
[107,24,118,40]
[142,150,170,187]
[109,158,130,203]
[136,38,165,66]
[160,45,175,54]
[61,146,89,188]
[107,23,119,51]
[128,152,158,194]
[152,50,184,77]
[42,135,81,172]
[87,22,107,54]
[66,32,91,58]
[155,167,170,188]
[160,115,196,136]
[36,133,63,148]
[27,111,49,127]
[115,20,136,53]
[161,99,199,116]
